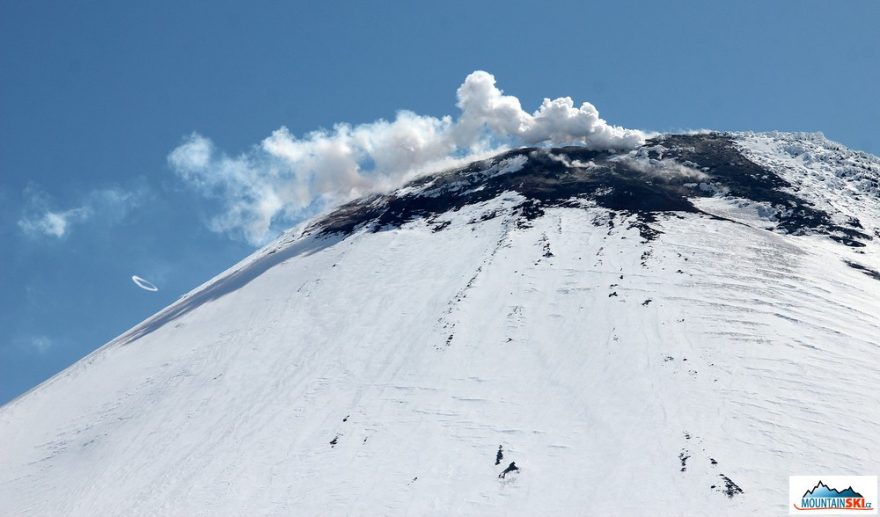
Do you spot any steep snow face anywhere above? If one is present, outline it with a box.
[1,133,879,516]
[735,131,880,239]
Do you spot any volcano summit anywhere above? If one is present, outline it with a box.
[1,131,878,515]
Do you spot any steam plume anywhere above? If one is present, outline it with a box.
[169,71,645,244]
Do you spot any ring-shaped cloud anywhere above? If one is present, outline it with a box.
[131,275,159,292]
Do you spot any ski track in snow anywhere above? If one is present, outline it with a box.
[1,133,879,516]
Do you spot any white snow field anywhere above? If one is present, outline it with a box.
[1,133,878,516]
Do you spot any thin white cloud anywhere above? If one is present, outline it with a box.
[19,207,91,238]
[30,336,52,354]
[18,186,142,239]
[15,335,53,355]
[169,70,647,245]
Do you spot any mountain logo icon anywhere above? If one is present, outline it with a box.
[791,477,877,513]
[802,481,864,500]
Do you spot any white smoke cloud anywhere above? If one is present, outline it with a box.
[611,147,708,182]
[454,71,644,150]
[18,186,142,239]
[169,70,646,245]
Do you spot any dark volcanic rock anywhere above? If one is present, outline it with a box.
[845,260,880,280]
[308,133,871,247]
[657,134,870,246]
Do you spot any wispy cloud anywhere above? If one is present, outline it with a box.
[12,335,54,355]
[169,70,646,245]
[18,206,91,238]
[18,186,143,239]
[28,336,53,354]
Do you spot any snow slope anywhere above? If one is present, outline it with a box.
[1,133,878,516]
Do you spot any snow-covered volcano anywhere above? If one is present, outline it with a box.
[1,132,879,515]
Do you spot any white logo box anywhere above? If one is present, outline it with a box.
[790,475,877,515]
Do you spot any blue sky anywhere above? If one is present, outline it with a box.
[1,0,878,404]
